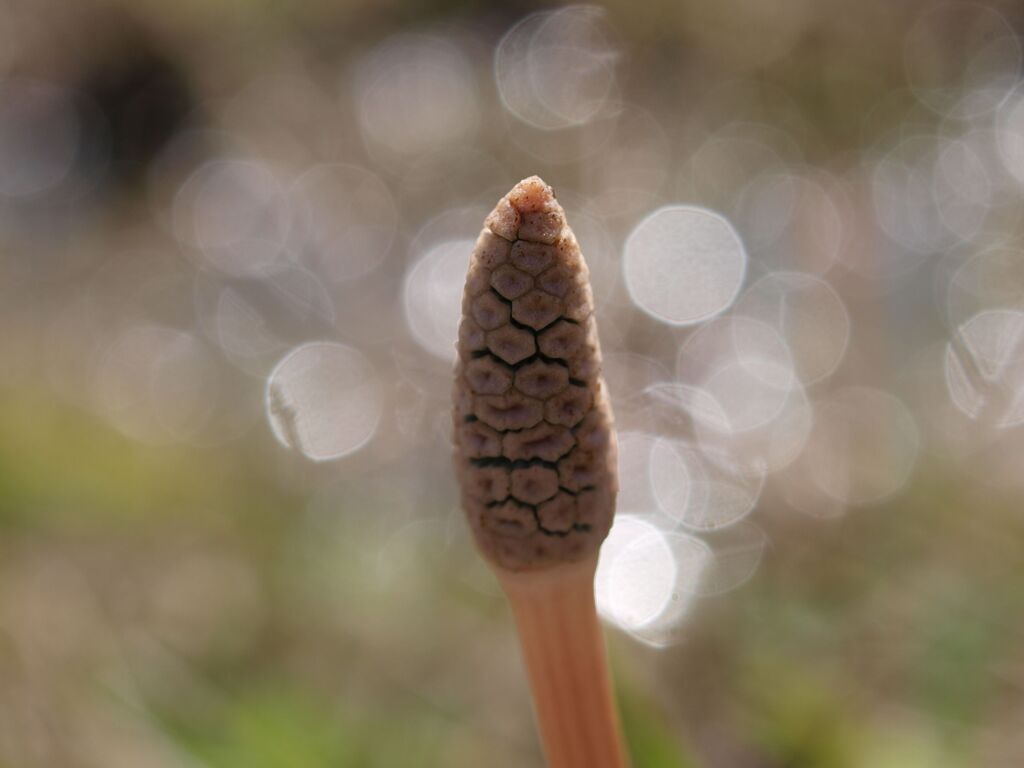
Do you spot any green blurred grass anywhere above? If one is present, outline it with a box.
[2,383,1023,766]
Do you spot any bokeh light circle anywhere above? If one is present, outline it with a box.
[175,158,292,277]
[595,515,678,631]
[944,308,1024,428]
[691,521,768,597]
[996,87,1024,186]
[354,34,479,160]
[947,246,1024,330]
[265,341,382,462]
[735,271,850,384]
[193,265,336,376]
[495,5,617,130]
[677,316,799,430]
[904,2,1021,119]
[403,238,474,361]
[624,205,747,326]
[649,437,764,531]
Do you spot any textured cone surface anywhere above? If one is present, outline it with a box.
[453,176,617,572]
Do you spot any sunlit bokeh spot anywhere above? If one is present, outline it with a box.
[624,531,712,647]
[354,34,479,160]
[615,432,668,520]
[871,135,989,256]
[649,438,764,531]
[700,356,795,435]
[288,163,397,282]
[599,352,673,432]
[595,515,677,631]
[403,238,475,361]
[947,245,1024,329]
[699,383,812,477]
[495,5,617,130]
[641,382,733,437]
[678,316,797,430]
[945,308,1024,428]
[194,265,336,376]
[996,87,1024,187]
[528,6,617,126]
[672,316,811,475]
[691,521,767,596]
[904,2,1021,119]
[764,171,847,276]
[733,169,797,251]
[175,158,291,277]
[624,205,746,326]
[806,387,920,505]
[265,341,381,461]
[931,137,993,244]
[778,450,849,519]
[736,271,850,384]
[648,437,692,522]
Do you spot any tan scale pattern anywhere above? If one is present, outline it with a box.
[453,176,617,572]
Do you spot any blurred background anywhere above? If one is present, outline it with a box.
[2,0,1024,765]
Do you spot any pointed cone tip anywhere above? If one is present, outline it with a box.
[508,175,558,214]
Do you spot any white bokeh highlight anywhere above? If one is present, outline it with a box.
[649,437,764,531]
[403,238,475,361]
[904,3,1021,119]
[693,521,768,597]
[495,5,618,130]
[193,265,336,376]
[265,342,382,461]
[624,205,747,326]
[175,159,292,277]
[676,316,808,474]
[354,34,479,161]
[735,271,850,384]
[595,515,680,632]
[945,309,1024,428]
[947,246,1024,330]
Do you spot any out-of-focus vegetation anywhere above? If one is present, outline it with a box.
[3,0,1024,766]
